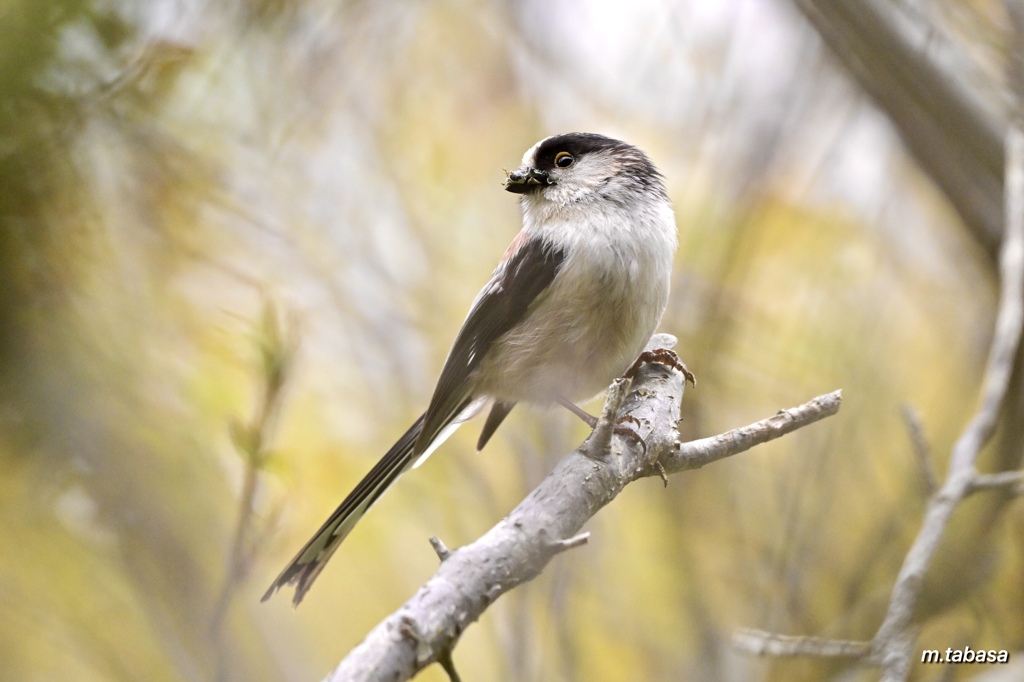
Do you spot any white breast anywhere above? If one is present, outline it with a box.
[474,193,677,405]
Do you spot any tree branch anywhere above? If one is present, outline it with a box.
[323,337,842,681]
[870,5,1024,678]
[739,5,1024,679]
[793,0,1007,258]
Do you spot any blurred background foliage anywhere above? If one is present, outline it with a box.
[0,0,1020,681]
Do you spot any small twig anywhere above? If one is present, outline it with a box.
[437,649,461,682]
[664,391,843,473]
[733,629,872,660]
[900,404,938,496]
[429,536,452,562]
[968,470,1024,495]
[547,532,590,555]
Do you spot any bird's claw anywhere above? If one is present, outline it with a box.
[624,348,696,386]
[613,414,647,457]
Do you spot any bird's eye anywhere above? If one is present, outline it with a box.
[554,151,574,168]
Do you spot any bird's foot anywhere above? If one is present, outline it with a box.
[624,348,696,386]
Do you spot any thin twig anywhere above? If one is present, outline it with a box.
[733,629,872,660]
[968,470,1024,495]
[437,650,461,682]
[546,532,590,555]
[429,536,452,562]
[663,391,843,474]
[900,404,938,496]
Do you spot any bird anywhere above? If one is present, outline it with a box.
[263,132,678,605]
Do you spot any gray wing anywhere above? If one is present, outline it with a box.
[416,235,566,453]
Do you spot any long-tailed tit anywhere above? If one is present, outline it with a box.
[263,132,678,605]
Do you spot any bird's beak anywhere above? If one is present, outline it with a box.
[503,166,551,194]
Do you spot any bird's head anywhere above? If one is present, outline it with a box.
[504,132,666,207]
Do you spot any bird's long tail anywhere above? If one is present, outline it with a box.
[263,394,481,606]
[262,413,427,606]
